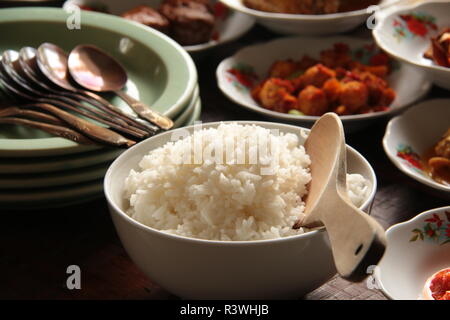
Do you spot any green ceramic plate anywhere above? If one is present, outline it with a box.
[0,85,199,173]
[0,7,197,157]
[0,97,202,210]
[172,85,199,128]
[0,161,111,189]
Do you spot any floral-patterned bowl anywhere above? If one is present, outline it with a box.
[373,0,450,90]
[382,98,450,197]
[64,0,255,55]
[219,0,399,36]
[375,206,450,300]
[216,36,431,132]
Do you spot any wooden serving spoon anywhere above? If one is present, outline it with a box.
[298,113,387,282]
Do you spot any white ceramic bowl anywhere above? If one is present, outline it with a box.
[217,36,431,132]
[64,0,255,54]
[219,0,398,35]
[383,99,450,197]
[373,0,450,90]
[375,206,450,300]
[104,121,377,299]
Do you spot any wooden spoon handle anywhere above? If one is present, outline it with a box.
[114,90,174,130]
[320,196,386,281]
[0,117,93,145]
[81,90,159,134]
[30,103,136,148]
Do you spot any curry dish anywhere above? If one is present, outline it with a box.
[251,43,396,116]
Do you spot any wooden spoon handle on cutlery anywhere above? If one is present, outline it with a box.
[114,90,174,130]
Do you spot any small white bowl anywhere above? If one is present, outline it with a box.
[220,0,398,35]
[64,0,255,54]
[383,98,450,197]
[104,121,377,299]
[216,36,431,132]
[373,0,450,90]
[375,206,450,300]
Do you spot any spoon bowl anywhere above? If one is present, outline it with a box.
[68,44,127,92]
[36,42,76,92]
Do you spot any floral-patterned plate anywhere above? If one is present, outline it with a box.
[375,206,450,300]
[373,0,450,90]
[216,36,431,132]
[382,98,450,197]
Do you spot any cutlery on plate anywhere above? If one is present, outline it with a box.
[0,57,147,140]
[37,43,160,132]
[68,44,174,130]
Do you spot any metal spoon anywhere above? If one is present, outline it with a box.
[68,44,174,130]
[36,43,161,132]
[20,46,157,134]
[0,117,94,145]
[5,49,149,138]
[0,106,64,126]
[0,98,135,147]
[0,54,146,140]
[2,50,128,129]
[297,113,386,281]
[28,103,136,148]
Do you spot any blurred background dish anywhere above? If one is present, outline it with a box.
[64,0,255,56]
[373,0,450,90]
[219,0,399,35]
[217,36,431,132]
[375,206,450,300]
[383,98,450,198]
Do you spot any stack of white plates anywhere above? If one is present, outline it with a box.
[0,8,202,210]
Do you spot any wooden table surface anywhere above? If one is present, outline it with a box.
[1,24,449,300]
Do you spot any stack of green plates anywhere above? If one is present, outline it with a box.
[0,8,201,209]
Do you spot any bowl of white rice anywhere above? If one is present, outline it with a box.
[104,121,377,299]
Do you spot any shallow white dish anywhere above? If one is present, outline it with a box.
[373,0,450,90]
[383,98,450,196]
[217,36,432,131]
[220,0,398,35]
[104,121,377,299]
[65,0,255,54]
[375,206,450,300]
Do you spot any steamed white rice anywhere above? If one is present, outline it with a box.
[124,123,370,241]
